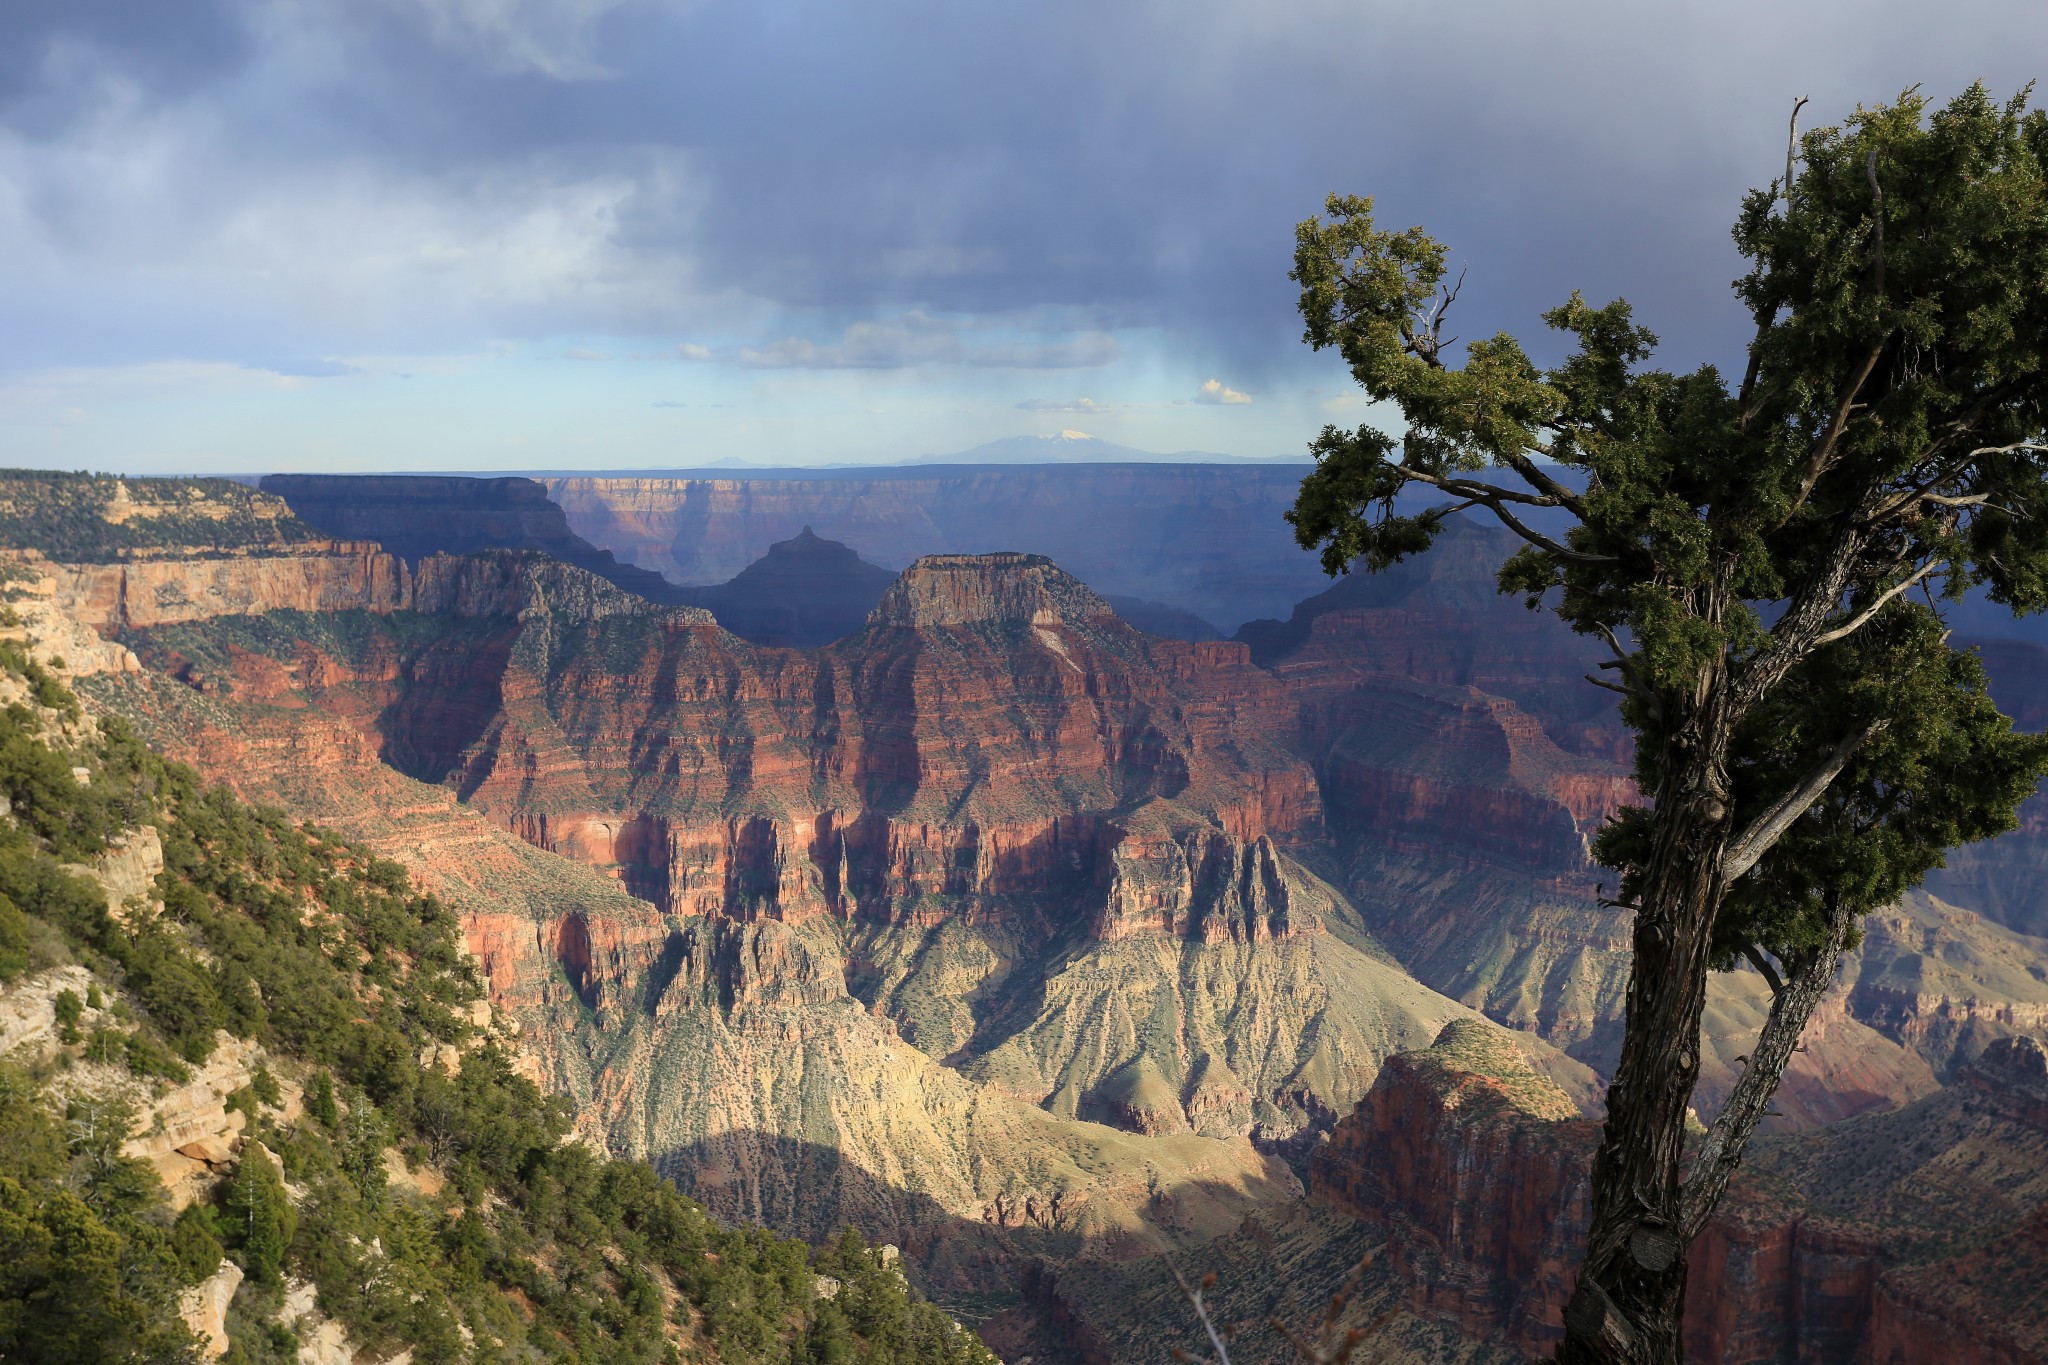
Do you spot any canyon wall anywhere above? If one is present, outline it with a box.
[42,543,684,634]
[1310,1025,2048,1363]
[261,473,695,604]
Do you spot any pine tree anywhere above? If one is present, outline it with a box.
[1285,85,2048,1362]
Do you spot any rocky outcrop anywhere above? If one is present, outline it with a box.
[1311,1026,2048,1363]
[1309,1020,1592,1355]
[85,547,1529,1303]
[46,542,409,630]
[396,553,1321,938]
[177,1260,243,1360]
[1841,892,2048,1077]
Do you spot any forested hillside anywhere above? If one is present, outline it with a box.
[0,633,994,1365]
[0,471,330,561]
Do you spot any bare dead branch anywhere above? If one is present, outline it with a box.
[1866,441,2048,523]
[1722,719,1886,882]
[1171,1265,1236,1364]
[1811,562,1942,648]
[1420,473,1563,509]
[1867,149,1886,298]
[1500,450,1588,516]
[1784,96,1810,202]
[1266,1248,1387,1364]
[1681,891,1855,1239]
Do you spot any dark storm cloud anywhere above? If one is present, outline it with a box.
[5,0,2047,380]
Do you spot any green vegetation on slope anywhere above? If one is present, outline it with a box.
[0,469,329,560]
[0,658,996,1365]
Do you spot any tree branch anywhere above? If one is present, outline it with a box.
[1393,467,1615,564]
[1722,720,1887,883]
[1483,498,1614,564]
[1499,450,1587,516]
[1788,342,1886,514]
[1171,1264,1235,1364]
[1736,95,1809,434]
[1784,96,1809,202]
[1811,562,1942,648]
[1865,441,2048,524]
[1681,891,1854,1240]
[1740,944,1786,999]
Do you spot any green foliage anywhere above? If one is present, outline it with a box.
[1288,84,2048,965]
[171,1201,227,1283]
[0,893,28,981]
[0,469,327,561]
[124,1029,192,1083]
[0,1176,199,1364]
[308,1070,338,1130]
[810,1230,993,1365]
[54,987,82,1043]
[224,1151,296,1287]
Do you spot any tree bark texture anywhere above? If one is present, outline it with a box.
[1558,676,1734,1365]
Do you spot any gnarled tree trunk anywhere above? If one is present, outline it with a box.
[1558,679,1733,1364]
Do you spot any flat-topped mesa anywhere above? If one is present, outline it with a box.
[868,552,1117,631]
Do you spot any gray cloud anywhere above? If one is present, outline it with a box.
[2,0,2045,386]
[738,313,1117,370]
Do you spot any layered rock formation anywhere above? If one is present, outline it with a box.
[261,473,694,604]
[79,543,1601,1310]
[544,465,1333,631]
[1309,1024,2048,1363]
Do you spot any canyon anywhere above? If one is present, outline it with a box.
[7,467,2045,1360]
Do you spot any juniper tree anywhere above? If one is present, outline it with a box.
[1284,85,2048,1363]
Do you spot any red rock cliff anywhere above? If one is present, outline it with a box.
[1312,1027,2048,1363]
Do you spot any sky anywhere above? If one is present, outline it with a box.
[2,1,2045,474]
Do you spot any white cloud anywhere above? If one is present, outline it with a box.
[1016,396,1110,413]
[675,342,715,361]
[1194,378,1252,405]
[739,312,1119,370]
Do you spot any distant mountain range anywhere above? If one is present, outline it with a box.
[902,431,1308,465]
[382,431,1313,477]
